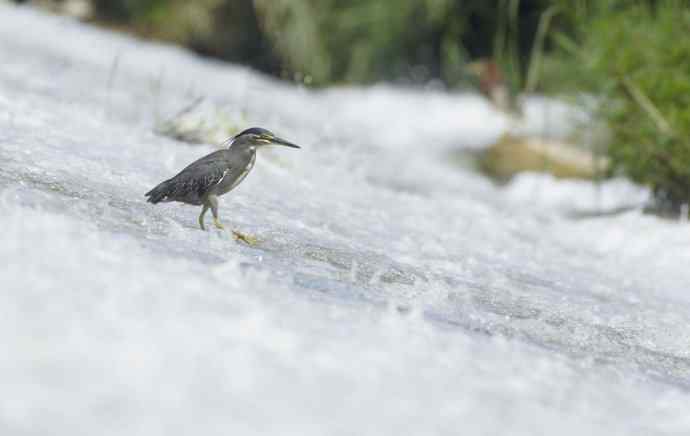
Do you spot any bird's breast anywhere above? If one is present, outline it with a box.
[220,151,256,195]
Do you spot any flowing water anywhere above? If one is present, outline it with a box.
[1,5,689,435]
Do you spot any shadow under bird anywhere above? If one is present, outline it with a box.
[145,127,300,243]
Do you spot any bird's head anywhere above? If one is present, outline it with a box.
[231,127,301,150]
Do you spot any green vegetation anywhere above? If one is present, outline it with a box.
[78,0,562,87]
[253,0,575,87]
[90,0,280,71]
[254,0,494,86]
[545,0,690,210]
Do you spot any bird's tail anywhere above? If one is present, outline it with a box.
[145,180,171,204]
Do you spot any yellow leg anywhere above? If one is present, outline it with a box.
[198,204,209,230]
[209,195,225,230]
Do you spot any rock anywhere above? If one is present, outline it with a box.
[26,0,93,19]
[479,133,609,181]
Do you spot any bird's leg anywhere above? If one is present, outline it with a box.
[208,195,225,230]
[198,203,209,231]
[208,195,257,245]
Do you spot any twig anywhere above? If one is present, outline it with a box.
[508,0,521,88]
[620,76,673,135]
[105,53,121,119]
[525,6,560,93]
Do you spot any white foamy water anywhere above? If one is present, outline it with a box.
[1,5,690,436]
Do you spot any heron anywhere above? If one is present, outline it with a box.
[145,127,300,243]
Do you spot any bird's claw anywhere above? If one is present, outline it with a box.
[232,230,257,245]
[213,218,225,230]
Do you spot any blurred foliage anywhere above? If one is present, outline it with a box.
[545,0,690,209]
[58,0,568,87]
[254,0,474,85]
[89,0,280,71]
[254,0,562,86]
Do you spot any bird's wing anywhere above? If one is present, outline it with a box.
[169,159,229,201]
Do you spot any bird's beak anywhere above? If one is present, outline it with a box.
[270,136,301,149]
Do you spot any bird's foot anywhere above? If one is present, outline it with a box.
[213,217,225,230]
[232,230,258,246]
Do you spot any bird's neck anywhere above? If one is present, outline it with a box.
[227,140,255,153]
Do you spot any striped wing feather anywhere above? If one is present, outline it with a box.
[146,151,230,204]
[168,162,227,203]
